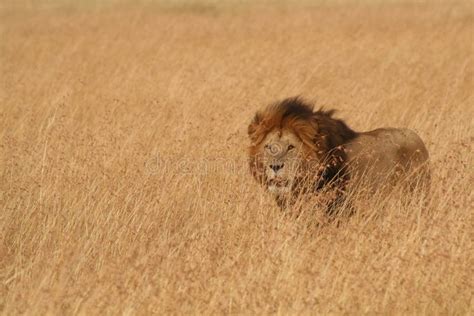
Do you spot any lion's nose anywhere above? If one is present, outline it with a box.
[270,163,284,172]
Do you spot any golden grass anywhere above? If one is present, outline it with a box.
[1,1,473,314]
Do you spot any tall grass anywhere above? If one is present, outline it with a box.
[1,1,473,314]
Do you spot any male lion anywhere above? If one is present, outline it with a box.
[248,97,429,213]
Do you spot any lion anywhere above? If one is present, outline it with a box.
[248,97,430,213]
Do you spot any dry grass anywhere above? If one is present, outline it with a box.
[1,0,473,314]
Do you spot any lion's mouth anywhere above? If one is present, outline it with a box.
[267,178,289,187]
[267,179,291,195]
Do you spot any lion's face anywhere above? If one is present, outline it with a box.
[258,129,307,194]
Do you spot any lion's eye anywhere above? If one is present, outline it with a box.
[288,144,295,151]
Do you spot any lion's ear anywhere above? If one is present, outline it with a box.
[248,112,263,143]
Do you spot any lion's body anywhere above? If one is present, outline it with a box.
[247,97,430,212]
[344,128,430,191]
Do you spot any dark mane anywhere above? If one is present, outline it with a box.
[248,96,358,149]
[271,96,315,123]
[313,107,358,149]
[308,107,357,206]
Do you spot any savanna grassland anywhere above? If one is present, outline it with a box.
[1,0,473,314]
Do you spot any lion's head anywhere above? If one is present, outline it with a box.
[248,97,357,197]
